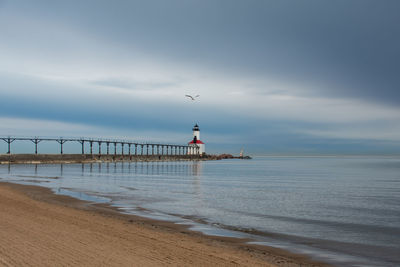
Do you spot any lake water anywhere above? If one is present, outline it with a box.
[0,156,399,266]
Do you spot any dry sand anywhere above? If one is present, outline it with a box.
[0,182,330,267]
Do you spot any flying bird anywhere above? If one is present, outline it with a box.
[185,94,200,101]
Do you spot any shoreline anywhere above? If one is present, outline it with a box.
[0,181,331,267]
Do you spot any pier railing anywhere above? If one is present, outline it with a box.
[0,136,199,156]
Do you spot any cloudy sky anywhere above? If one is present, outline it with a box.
[1,0,399,155]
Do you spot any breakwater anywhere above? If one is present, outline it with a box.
[0,154,204,164]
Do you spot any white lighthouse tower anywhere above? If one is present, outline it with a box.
[188,124,205,155]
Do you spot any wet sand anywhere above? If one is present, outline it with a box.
[0,182,330,266]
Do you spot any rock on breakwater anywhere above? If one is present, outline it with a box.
[0,154,204,164]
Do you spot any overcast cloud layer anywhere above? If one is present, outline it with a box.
[0,0,399,154]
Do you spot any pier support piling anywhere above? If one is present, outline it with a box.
[78,140,85,154]
[56,139,67,154]
[89,141,94,155]
[2,137,16,154]
[30,138,41,154]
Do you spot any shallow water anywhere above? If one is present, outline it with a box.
[1,156,399,266]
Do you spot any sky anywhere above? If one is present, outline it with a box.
[0,0,400,155]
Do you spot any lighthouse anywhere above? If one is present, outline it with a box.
[188,124,205,155]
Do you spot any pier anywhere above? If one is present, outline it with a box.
[0,136,200,161]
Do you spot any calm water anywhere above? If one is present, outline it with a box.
[0,156,399,266]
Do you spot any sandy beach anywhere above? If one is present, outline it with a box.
[0,182,330,267]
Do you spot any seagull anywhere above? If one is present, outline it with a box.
[185,94,200,100]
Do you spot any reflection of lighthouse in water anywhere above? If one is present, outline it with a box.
[188,124,205,155]
[191,160,202,176]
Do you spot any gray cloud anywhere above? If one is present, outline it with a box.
[4,0,398,105]
[91,78,178,91]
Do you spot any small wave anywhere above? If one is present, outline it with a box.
[218,207,400,237]
[16,175,60,179]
